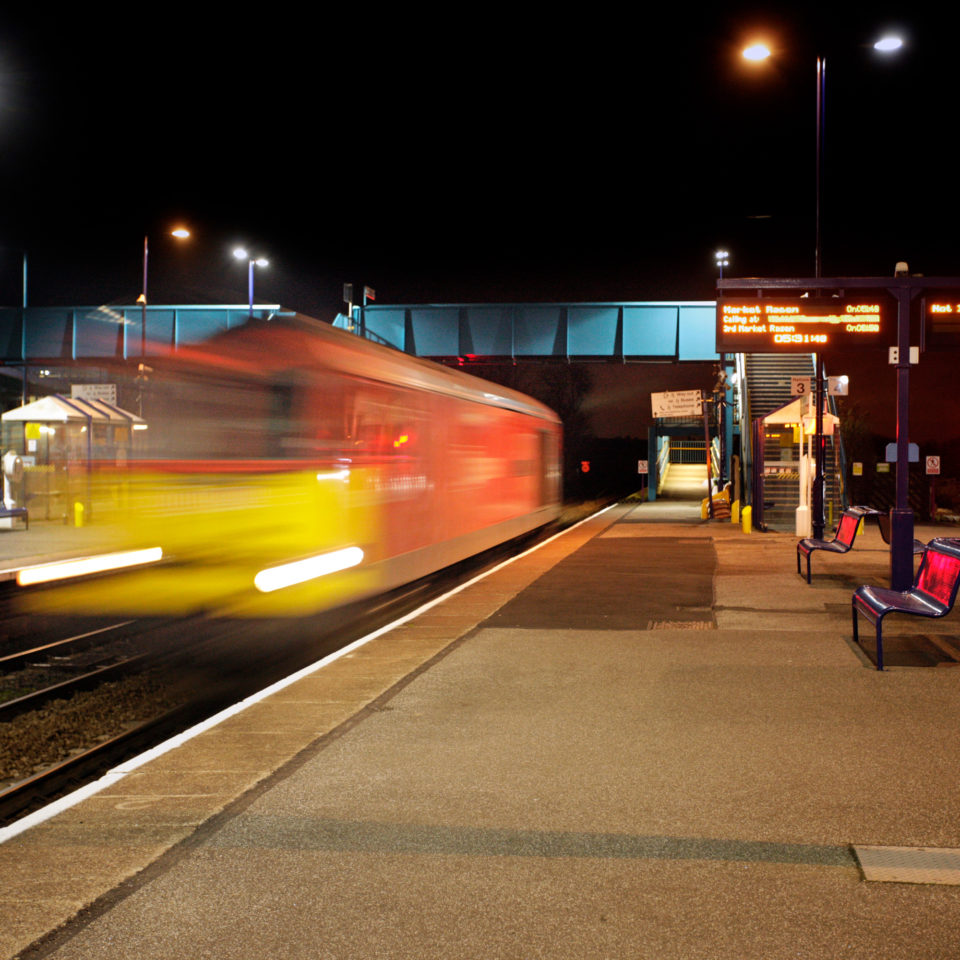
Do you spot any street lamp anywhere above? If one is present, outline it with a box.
[741,32,903,539]
[137,227,191,357]
[715,250,730,279]
[233,248,269,318]
[740,34,903,278]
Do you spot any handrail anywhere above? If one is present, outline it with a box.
[827,380,848,511]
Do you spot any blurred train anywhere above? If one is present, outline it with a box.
[22,313,562,618]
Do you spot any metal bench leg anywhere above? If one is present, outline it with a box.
[852,602,885,670]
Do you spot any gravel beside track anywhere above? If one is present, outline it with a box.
[0,671,180,789]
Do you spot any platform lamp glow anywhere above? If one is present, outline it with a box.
[741,30,904,539]
[233,248,269,318]
[715,250,730,279]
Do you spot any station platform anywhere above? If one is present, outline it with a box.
[0,521,115,581]
[3,501,960,958]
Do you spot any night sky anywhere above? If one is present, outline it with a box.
[0,4,957,439]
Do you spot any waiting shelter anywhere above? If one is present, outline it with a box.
[1,395,146,521]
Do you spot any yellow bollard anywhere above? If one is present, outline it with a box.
[74,501,84,527]
[741,504,752,534]
[731,499,740,524]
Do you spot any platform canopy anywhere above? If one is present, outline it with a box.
[1,394,144,425]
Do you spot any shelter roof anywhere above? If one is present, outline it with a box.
[1,394,144,424]
[763,396,839,429]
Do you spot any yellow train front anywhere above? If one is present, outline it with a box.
[24,314,562,619]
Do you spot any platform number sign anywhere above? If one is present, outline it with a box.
[791,376,811,397]
[927,456,941,475]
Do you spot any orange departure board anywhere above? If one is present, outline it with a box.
[927,301,960,328]
[716,298,886,352]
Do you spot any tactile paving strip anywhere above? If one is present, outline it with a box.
[646,620,716,630]
[854,845,960,885]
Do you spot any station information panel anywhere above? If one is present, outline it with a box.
[716,298,887,352]
[926,298,960,336]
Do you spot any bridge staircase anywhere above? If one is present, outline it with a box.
[741,354,844,531]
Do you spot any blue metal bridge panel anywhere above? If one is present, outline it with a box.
[516,306,564,356]
[366,309,406,351]
[678,305,718,361]
[75,307,125,357]
[462,306,513,356]
[410,308,459,356]
[174,309,231,347]
[623,305,678,356]
[568,306,618,356]
[141,309,176,354]
[23,308,71,359]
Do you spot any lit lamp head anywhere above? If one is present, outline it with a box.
[233,247,268,268]
[715,249,730,277]
[874,36,904,52]
[742,42,772,62]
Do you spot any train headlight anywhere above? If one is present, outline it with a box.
[16,547,164,587]
[253,546,364,593]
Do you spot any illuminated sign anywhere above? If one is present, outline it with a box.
[716,298,886,352]
[926,300,960,336]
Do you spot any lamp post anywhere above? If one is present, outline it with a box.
[137,227,191,357]
[233,248,269,318]
[742,33,903,539]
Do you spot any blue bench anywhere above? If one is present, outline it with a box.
[0,505,28,530]
[852,537,960,670]
[797,509,864,584]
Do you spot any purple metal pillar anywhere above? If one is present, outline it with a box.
[812,354,825,538]
[890,286,914,590]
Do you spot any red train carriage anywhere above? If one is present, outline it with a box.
[26,314,562,618]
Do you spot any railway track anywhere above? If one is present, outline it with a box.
[0,620,153,720]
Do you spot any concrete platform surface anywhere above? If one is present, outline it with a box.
[3,503,960,959]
